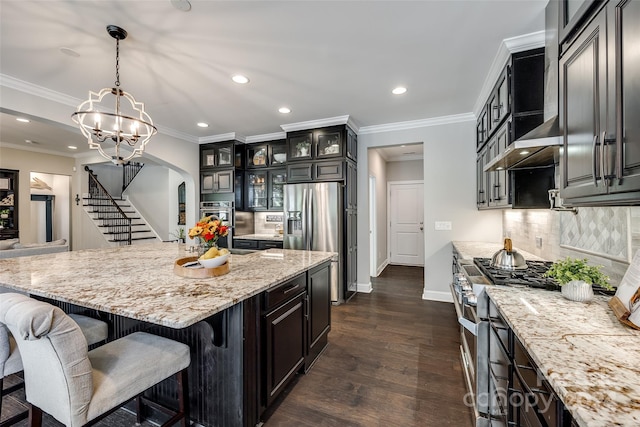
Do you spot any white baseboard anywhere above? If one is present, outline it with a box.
[357,281,373,294]
[422,290,453,303]
[374,259,389,277]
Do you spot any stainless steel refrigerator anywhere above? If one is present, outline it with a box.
[283,182,349,303]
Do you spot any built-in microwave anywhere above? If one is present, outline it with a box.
[510,165,555,209]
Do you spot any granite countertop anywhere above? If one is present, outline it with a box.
[0,242,332,329]
[486,286,640,427]
[452,240,545,262]
[234,234,283,241]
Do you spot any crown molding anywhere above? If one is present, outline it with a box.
[1,74,79,108]
[199,132,246,144]
[358,113,475,135]
[280,115,350,133]
[245,132,287,144]
[156,124,199,144]
[473,31,545,116]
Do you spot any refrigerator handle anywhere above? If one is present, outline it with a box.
[302,187,308,250]
[308,188,313,251]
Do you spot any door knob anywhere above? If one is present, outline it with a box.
[419,227,424,231]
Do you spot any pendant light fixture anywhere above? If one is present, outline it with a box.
[72,25,157,165]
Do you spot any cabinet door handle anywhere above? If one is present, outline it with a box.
[601,131,608,187]
[592,134,599,187]
[283,283,300,295]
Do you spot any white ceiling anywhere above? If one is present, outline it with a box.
[0,0,547,157]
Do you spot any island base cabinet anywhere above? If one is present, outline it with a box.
[263,291,306,407]
[306,262,331,371]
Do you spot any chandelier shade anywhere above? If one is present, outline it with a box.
[72,25,157,165]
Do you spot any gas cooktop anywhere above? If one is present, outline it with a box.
[473,257,560,290]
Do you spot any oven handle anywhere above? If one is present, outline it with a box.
[458,317,478,336]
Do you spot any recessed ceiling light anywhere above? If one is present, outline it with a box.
[171,0,191,12]
[16,118,30,123]
[392,87,407,95]
[232,75,250,84]
[197,122,209,128]
[497,167,504,170]
[278,107,291,114]
[60,47,80,57]
[520,150,530,155]
[68,145,78,150]
[25,139,33,144]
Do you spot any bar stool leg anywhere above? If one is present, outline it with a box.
[28,405,42,427]
[177,368,190,427]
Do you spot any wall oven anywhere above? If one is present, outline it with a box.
[199,201,234,247]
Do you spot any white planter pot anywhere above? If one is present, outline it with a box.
[561,280,594,303]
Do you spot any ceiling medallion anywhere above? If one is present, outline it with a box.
[72,25,157,165]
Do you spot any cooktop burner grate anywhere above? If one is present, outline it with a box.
[473,258,560,290]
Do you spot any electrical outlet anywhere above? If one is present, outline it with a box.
[434,221,452,231]
[536,236,543,248]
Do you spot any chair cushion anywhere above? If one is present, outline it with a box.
[4,334,23,377]
[86,331,190,422]
[69,314,108,346]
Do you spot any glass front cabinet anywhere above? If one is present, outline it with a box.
[246,169,286,211]
[287,126,346,162]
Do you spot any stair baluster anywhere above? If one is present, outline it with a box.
[85,166,132,245]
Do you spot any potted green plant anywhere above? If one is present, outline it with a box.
[0,208,9,219]
[543,257,612,302]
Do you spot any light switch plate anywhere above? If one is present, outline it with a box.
[435,221,452,231]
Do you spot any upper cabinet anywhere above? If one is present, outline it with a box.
[476,48,544,209]
[246,140,287,169]
[559,0,640,205]
[201,141,234,169]
[559,0,603,45]
[287,125,356,162]
[0,169,19,240]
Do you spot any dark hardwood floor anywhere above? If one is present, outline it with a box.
[264,265,474,427]
[1,265,473,427]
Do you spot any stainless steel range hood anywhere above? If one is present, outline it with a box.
[483,116,562,172]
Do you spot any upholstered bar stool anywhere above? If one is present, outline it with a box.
[1,304,109,426]
[0,293,190,427]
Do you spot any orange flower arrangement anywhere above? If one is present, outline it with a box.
[188,216,229,246]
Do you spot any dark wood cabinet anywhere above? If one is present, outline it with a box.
[234,238,259,250]
[314,160,344,181]
[263,289,306,406]
[259,262,331,414]
[200,141,238,195]
[559,1,640,205]
[477,145,489,209]
[247,144,269,169]
[305,263,331,371]
[488,122,511,207]
[559,0,603,44]
[0,169,18,240]
[476,105,489,149]
[258,240,283,250]
[201,141,234,169]
[487,65,511,135]
[245,169,286,211]
[476,48,544,210]
[286,125,347,162]
[201,169,234,194]
[346,127,358,161]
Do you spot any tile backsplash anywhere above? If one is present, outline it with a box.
[254,212,283,235]
[503,207,640,286]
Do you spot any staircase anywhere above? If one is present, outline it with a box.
[83,196,158,245]
[83,165,159,246]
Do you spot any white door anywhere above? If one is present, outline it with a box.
[389,182,424,266]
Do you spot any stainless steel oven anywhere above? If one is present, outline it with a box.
[199,201,234,247]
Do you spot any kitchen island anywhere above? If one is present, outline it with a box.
[487,286,640,427]
[0,242,334,426]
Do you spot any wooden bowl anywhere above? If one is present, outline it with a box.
[174,256,230,278]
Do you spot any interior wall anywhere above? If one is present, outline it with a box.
[89,163,123,196]
[125,165,170,240]
[368,149,388,274]
[30,172,70,242]
[358,119,503,302]
[167,170,185,239]
[386,159,424,181]
[0,147,75,244]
